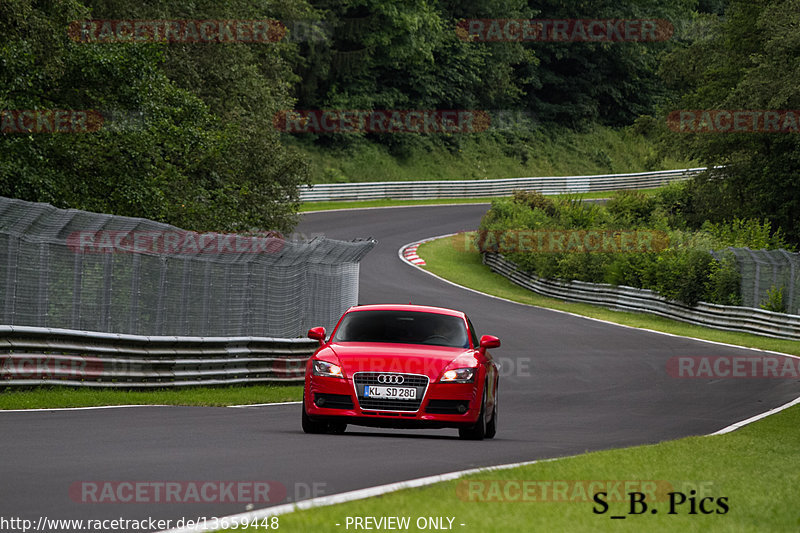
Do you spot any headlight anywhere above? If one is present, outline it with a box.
[312,360,343,378]
[440,367,475,383]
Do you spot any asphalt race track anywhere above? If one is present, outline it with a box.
[2,204,799,531]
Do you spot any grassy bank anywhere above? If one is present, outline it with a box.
[294,125,691,183]
[0,385,303,410]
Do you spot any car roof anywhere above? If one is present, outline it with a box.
[344,304,466,319]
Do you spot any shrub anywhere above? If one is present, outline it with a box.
[511,189,557,217]
[606,189,655,225]
[480,183,788,309]
[650,249,715,306]
[706,254,742,306]
[760,286,786,313]
[701,218,792,250]
[554,197,609,229]
[604,253,658,288]
[556,252,608,283]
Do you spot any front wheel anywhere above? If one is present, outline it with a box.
[301,394,328,434]
[485,388,497,439]
[459,387,487,440]
[328,421,347,434]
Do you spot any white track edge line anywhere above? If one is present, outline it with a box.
[709,394,800,435]
[159,456,563,533]
[228,401,302,408]
[1,401,302,413]
[0,404,172,413]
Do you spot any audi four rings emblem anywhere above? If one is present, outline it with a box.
[377,374,404,384]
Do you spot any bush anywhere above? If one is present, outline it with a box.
[554,197,610,229]
[760,286,786,313]
[652,180,693,230]
[701,218,792,250]
[606,189,655,225]
[706,254,742,306]
[556,252,608,283]
[650,249,715,306]
[604,253,658,288]
[479,183,786,309]
[511,189,557,217]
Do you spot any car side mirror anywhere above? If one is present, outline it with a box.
[479,335,500,355]
[308,327,326,346]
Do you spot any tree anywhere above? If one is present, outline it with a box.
[658,0,800,244]
[0,0,309,233]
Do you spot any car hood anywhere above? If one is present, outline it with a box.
[324,342,477,380]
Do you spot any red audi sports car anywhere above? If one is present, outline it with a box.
[302,304,500,440]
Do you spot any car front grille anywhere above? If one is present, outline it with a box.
[353,372,429,412]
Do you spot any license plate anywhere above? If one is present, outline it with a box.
[363,386,417,400]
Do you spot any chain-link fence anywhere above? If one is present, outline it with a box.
[0,196,375,337]
[713,247,800,315]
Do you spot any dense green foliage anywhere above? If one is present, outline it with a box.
[1,0,797,247]
[290,0,695,172]
[652,0,800,244]
[478,184,792,306]
[0,0,309,232]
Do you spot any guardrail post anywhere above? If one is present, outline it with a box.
[202,260,211,331]
[155,256,168,336]
[179,257,190,333]
[4,237,18,324]
[71,249,83,330]
[37,243,50,327]
[101,251,112,331]
[129,253,141,334]
[780,250,797,314]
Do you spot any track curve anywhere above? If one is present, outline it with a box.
[2,204,798,531]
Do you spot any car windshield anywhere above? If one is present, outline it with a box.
[332,310,470,348]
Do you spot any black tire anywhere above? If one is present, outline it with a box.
[328,421,347,434]
[459,386,487,440]
[301,394,328,434]
[485,387,497,440]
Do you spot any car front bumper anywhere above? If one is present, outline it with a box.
[305,375,482,428]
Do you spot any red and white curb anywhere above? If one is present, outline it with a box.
[401,242,426,265]
[399,235,455,267]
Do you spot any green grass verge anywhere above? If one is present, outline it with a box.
[416,234,800,356]
[0,385,303,410]
[227,403,799,532]
[294,124,691,183]
[299,188,661,212]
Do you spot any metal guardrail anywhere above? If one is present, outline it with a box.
[300,168,706,202]
[0,325,316,388]
[483,253,800,341]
